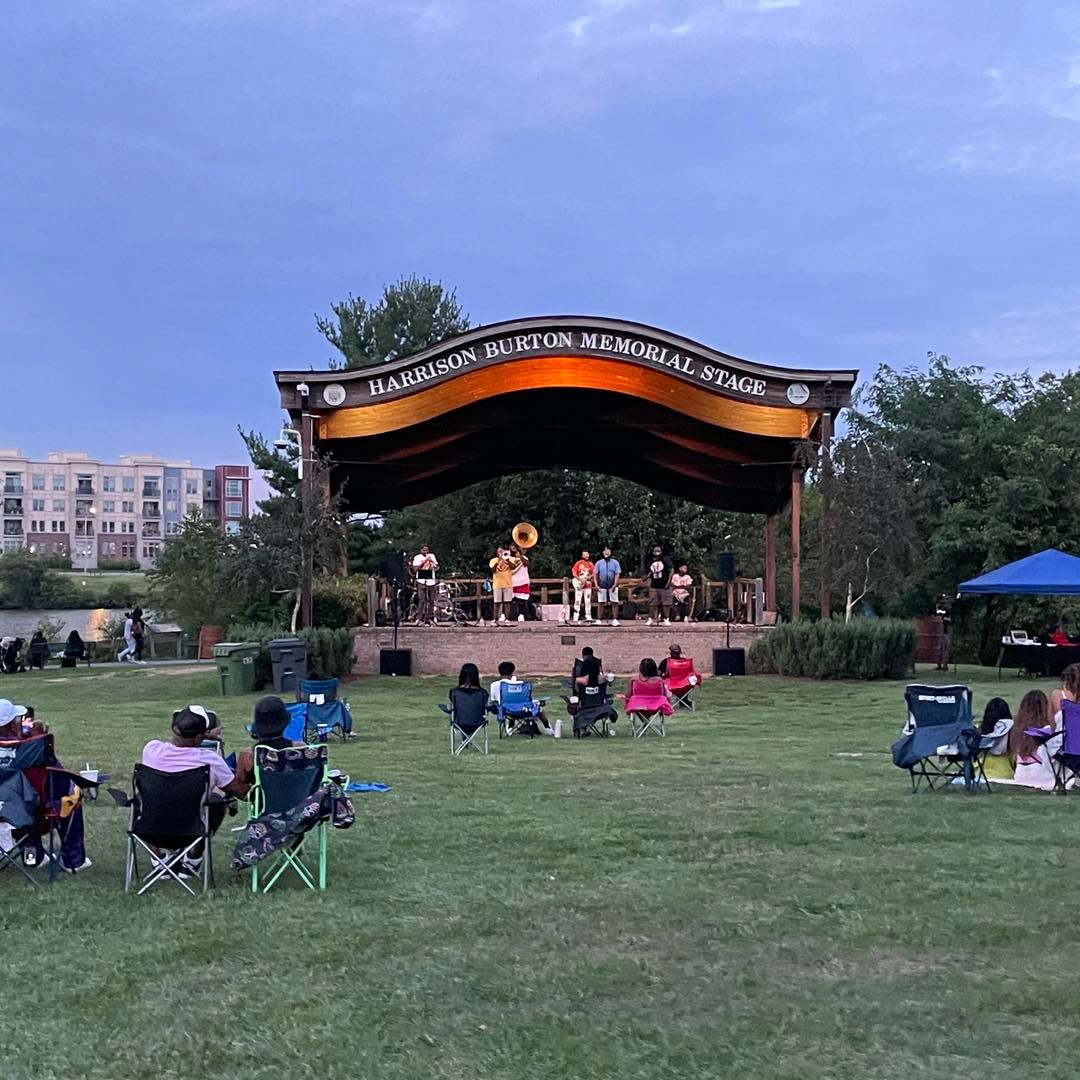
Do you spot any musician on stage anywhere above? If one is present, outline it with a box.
[670,561,693,622]
[570,549,596,623]
[595,546,622,626]
[489,547,514,625]
[411,545,439,625]
[508,542,531,623]
[645,544,672,626]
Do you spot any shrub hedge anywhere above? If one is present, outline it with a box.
[748,617,915,680]
[226,622,356,688]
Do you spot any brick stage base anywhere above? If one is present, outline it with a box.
[353,621,770,677]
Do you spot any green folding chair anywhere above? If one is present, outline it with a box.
[247,744,330,893]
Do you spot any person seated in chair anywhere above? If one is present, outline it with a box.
[490,660,551,735]
[234,696,301,788]
[0,699,90,872]
[141,705,249,820]
[979,696,1015,780]
[573,646,606,690]
[449,663,489,735]
[624,658,673,717]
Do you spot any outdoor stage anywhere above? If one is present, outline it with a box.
[353,620,770,677]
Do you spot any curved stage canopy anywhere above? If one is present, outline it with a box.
[275,316,857,515]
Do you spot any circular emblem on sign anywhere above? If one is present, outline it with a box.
[322,383,347,407]
[786,382,810,405]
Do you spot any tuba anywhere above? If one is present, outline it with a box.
[512,522,539,549]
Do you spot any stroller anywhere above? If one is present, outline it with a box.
[1,637,25,674]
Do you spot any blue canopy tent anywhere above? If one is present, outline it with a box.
[957,549,1080,596]
[958,549,1080,677]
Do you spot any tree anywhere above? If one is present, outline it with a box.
[230,455,350,632]
[315,275,470,369]
[0,550,49,608]
[147,511,236,634]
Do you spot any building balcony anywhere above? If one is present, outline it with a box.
[76,482,94,496]
[75,503,95,519]
[3,500,23,516]
[3,523,24,537]
[142,524,161,538]
[3,484,23,495]
[142,502,161,518]
[142,484,160,498]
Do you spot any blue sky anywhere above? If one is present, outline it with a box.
[2,1,1079,469]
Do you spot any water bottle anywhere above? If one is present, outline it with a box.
[554,719,562,739]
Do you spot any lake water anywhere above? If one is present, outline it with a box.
[0,608,125,641]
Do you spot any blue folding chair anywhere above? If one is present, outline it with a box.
[496,680,548,738]
[892,684,987,793]
[298,678,354,742]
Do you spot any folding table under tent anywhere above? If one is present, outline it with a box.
[957,549,1080,677]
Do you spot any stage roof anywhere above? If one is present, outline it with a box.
[957,549,1080,596]
[275,315,857,514]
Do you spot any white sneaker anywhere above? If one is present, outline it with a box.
[117,653,126,662]
[571,616,579,623]
[517,614,525,623]
[663,618,671,626]
[610,619,620,627]
[646,618,655,626]
[64,857,93,874]
[498,614,507,624]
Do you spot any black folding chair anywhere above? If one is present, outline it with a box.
[118,764,215,895]
[439,687,490,755]
[563,684,618,738]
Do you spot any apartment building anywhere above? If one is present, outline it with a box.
[0,450,250,570]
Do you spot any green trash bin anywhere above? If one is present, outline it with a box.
[213,641,260,696]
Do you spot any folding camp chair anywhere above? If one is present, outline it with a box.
[496,680,548,738]
[563,683,618,738]
[439,687,489,755]
[0,735,98,885]
[891,684,986,793]
[120,764,215,895]
[249,744,330,892]
[620,679,672,739]
[1029,699,1080,794]
[298,678,354,742]
[664,657,701,711]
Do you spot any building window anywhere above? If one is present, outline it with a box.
[52,499,66,512]
[185,502,199,516]
[185,478,199,495]
[225,501,243,517]
[165,499,178,513]
[225,522,241,536]
[52,475,65,491]
[51,520,63,532]
[2,540,22,552]
[122,476,135,493]
[103,476,114,492]
[143,478,161,497]
[121,541,135,559]
[142,541,161,560]
[121,500,135,513]
[31,498,44,512]
[103,541,116,557]
[102,500,115,512]
[121,521,135,534]
[225,478,243,498]
[31,474,45,491]
[165,521,182,536]
[75,520,93,536]
[103,520,115,533]
[3,472,23,494]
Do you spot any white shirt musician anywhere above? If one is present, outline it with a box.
[412,546,439,624]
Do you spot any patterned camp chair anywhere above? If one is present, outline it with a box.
[246,744,331,892]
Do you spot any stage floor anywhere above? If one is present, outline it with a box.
[353,620,769,676]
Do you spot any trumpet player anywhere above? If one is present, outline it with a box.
[489,546,515,625]
[570,549,595,623]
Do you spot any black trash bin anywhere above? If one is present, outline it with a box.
[268,637,308,695]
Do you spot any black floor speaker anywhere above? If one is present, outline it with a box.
[380,648,412,676]
[713,647,746,676]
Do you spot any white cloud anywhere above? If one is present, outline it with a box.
[757,0,801,9]
[567,14,592,37]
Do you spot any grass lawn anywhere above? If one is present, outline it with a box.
[54,570,148,605]
[4,663,1080,1079]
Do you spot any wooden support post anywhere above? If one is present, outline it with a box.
[818,410,834,620]
[300,412,315,630]
[764,514,777,613]
[791,469,802,620]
